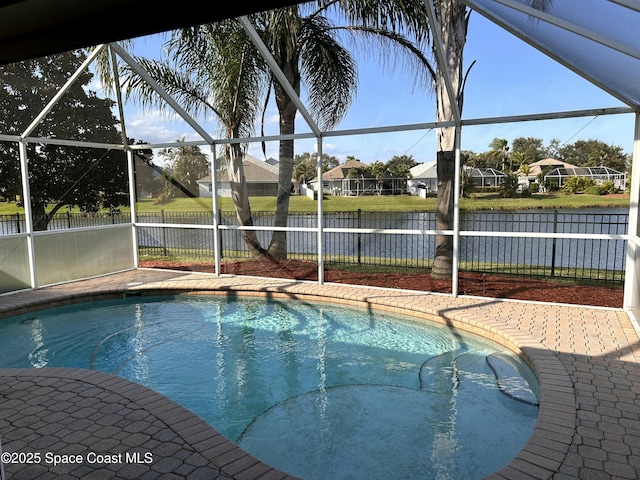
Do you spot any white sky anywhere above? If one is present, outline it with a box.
[113,11,635,165]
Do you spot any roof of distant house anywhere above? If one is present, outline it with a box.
[410,161,437,179]
[525,158,578,177]
[198,154,279,183]
[466,167,507,177]
[320,159,371,180]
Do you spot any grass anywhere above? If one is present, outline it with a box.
[0,192,629,215]
[459,192,629,211]
[135,195,437,213]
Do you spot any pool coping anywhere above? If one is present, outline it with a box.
[1,268,638,479]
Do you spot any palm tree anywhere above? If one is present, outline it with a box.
[253,2,434,258]
[252,6,358,258]
[427,1,552,280]
[347,165,370,196]
[487,138,510,171]
[293,159,316,185]
[127,2,432,261]
[120,21,270,256]
[428,0,471,280]
[370,161,386,195]
[101,1,445,265]
[344,0,473,279]
[511,151,526,173]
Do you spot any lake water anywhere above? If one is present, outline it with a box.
[136,208,627,275]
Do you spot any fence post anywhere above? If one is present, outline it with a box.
[551,209,558,277]
[161,210,167,256]
[15,213,20,233]
[357,208,362,265]
[67,211,71,229]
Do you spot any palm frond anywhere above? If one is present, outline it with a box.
[300,15,358,130]
[266,6,304,63]
[120,57,213,117]
[332,0,431,44]
[339,24,436,91]
[119,21,269,140]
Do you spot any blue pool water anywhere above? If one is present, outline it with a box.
[0,295,539,479]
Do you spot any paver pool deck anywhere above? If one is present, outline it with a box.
[0,268,639,479]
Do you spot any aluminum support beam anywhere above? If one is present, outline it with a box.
[18,139,37,289]
[109,45,130,147]
[210,144,221,276]
[316,139,324,285]
[452,126,462,297]
[624,113,640,314]
[21,45,106,139]
[126,149,139,268]
[109,43,215,144]
[493,0,640,61]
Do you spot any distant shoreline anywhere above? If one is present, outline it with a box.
[0,192,631,216]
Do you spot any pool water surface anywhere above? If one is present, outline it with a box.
[0,295,539,479]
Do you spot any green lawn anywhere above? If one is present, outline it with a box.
[0,192,630,215]
[459,192,630,211]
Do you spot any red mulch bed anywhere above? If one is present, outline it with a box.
[139,258,624,309]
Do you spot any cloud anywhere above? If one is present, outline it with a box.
[124,109,209,144]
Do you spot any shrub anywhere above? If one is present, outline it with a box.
[461,172,475,198]
[153,193,171,205]
[500,173,519,198]
[585,185,602,195]
[562,176,595,194]
[600,181,616,194]
[520,188,532,198]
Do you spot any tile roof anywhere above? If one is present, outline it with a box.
[198,154,279,183]
[321,159,370,180]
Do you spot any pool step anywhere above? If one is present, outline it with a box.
[486,353,539,406]
[420,350,539,407]
[419,350,460,392]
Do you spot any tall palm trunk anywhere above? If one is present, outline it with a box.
[32,203,49,231]
[268,58,300,259]
[226,142,267,258]
[431,0,468,280]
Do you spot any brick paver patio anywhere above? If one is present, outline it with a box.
[1,268,639,479]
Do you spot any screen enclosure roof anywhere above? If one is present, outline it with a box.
[465,0,640,109]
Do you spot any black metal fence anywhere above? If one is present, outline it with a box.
[0,211,130,234]
[0,209,629,285]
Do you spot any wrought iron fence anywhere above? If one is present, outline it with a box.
[0,209,628,285]
[0,211,130,234]
[458,210,628,284]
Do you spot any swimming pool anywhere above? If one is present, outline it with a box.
[0,294,539,479]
